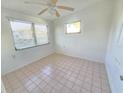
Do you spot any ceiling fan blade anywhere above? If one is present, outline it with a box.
[38,8,48,15]
[24,1,49,6]
[56,10,60,17]
[51,0,58,4]
[57,6,74,11]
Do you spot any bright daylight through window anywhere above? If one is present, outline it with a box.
[66,21,81,34]
[10,20,48,50]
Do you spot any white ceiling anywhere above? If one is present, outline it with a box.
[2,0,105,20]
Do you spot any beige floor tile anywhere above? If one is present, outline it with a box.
[92,86,101,93]
[81,88,91,93]
[31,86,43,93]
[2,53,111,93]
[65,80,74,89]
[71,84,81,93]
[82,81,92,91]
[43,85,53,93]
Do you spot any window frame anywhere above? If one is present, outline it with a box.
[65,20,81,34]
[8,18,49,51]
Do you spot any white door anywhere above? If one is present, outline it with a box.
[111,24,123,93]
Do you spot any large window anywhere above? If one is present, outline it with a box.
[66,21,81,34]
[10,20,48,50]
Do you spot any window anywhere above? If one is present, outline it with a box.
[10,20,48,50]
[66,21,81,34]
[34,24,48,45]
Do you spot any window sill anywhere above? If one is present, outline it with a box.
[15,42,50,51]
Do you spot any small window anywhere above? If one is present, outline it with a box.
[10,20,49,50]
[66,21,81,34]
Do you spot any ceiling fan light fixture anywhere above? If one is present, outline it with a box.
[25,0,74,17]
[49,9,56,15]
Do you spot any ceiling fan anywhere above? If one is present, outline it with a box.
[24,0,74,17]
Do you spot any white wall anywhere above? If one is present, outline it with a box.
[105,0,123,92]
[1,8,55,75]
[54,1,113,62]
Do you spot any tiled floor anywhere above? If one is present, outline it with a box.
[2,53,111,93]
